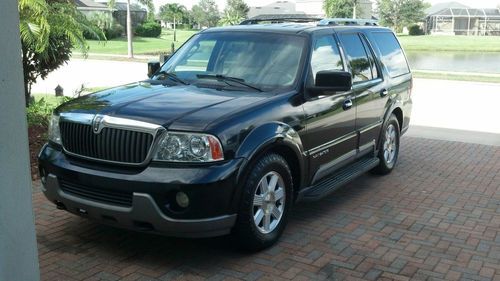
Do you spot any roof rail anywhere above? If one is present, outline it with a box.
[318,18,378,26]
[240,14,322,25]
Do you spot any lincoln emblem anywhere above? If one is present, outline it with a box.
[92,115,104,134]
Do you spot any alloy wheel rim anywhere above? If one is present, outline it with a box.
[383,124,397,164]
[252,171,286,234]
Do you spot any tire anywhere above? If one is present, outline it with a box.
[372,114,400,175]
[232,153,293,251]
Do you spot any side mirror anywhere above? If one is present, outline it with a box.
[308,71,352,96]
[147,61,161,78]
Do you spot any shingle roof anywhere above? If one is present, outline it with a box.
[426,2,469,16]
[75,0,108,10]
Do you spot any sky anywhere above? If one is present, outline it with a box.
[150,0,500,10]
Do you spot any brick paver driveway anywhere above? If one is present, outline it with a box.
[34,137,500,281]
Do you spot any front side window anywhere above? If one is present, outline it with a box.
[158,32,307,91]
[338,33,373,83]
[310,35,344,83]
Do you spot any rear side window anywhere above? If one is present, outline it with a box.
[371,32,410,77]
[338,33,373,83]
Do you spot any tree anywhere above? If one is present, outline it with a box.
[126,0,133,58]
[140,0,155,22]
[109,0,152,58]
[220,10,244,26]
[377,0,428,32]
[220,0,249,25]
[324,0,360,18]
[159,3,187,41]
[19,0,104,106]
[190,0,220,28]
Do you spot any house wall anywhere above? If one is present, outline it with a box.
[248,1,299,18]
[0,1,40,280]
[295,0,325,16]
[357,0,373,19]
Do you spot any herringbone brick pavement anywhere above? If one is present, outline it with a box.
[33,137,500,280]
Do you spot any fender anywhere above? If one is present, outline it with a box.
[235,122,305,182]
[230,122,307,209]
[377,97,404,150]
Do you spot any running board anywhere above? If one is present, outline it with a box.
[299,157,380,202]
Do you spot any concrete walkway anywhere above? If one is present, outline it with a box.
[32,59,146,96]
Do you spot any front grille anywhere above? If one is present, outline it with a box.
[60,121,154,164]
[60,180,133,207]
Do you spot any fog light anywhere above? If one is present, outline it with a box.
[175,192,189,208]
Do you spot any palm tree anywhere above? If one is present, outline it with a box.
[159,3,187,42]
[126,0,133,58]
[19,0,104,105]
[353,0,359,19]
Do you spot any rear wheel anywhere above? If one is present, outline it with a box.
[232,153,292,251]
[373,114,400,175]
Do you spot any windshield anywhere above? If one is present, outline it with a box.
[156,32,306,91]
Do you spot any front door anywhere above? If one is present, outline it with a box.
[302,33,357,184]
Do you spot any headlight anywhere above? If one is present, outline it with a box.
[48,114,62,145]
[153,132,224,162]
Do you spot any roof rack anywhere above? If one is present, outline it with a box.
[318,18,378,26]
[240,14,322,25]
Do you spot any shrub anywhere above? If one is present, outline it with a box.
[408,24,424,36]
[83,13,123,40]
[135,22,162,38]
[104,22,124,39]
[27,97,72,127]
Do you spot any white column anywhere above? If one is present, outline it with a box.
[0,1,40,280]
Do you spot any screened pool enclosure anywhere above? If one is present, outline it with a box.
[425,8,500,36]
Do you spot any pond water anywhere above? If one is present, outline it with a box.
[405,51,500,74]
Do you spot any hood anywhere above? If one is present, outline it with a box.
[56,82,268,131]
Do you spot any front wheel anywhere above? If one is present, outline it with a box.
[232,153,293,251]
[372,114,400,175]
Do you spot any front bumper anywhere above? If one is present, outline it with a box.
[38,144,242,238]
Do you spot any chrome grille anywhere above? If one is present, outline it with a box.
[60,121,154,164]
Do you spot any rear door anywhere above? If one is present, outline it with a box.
[368,31,412,132]
[337,32,386,155]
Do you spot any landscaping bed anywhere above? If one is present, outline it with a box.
[29,125,46,180]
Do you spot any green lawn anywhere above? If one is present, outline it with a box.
[31,94,69,105]
[85,29,197,55]
[412,71,500,83]
[398,35,500,52]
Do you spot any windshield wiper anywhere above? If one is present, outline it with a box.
[156,71,189,85]
[196,74,263,92]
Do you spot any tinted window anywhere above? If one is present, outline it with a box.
[338,34,373,83]
[371,32,410,77]
[161,33,306,91]
[174,40,216,72]
[310,35,344,82]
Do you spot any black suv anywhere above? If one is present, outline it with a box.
[38,19,412,250]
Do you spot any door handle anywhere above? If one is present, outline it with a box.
[380,89,388,97]
[343,99,353,110]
